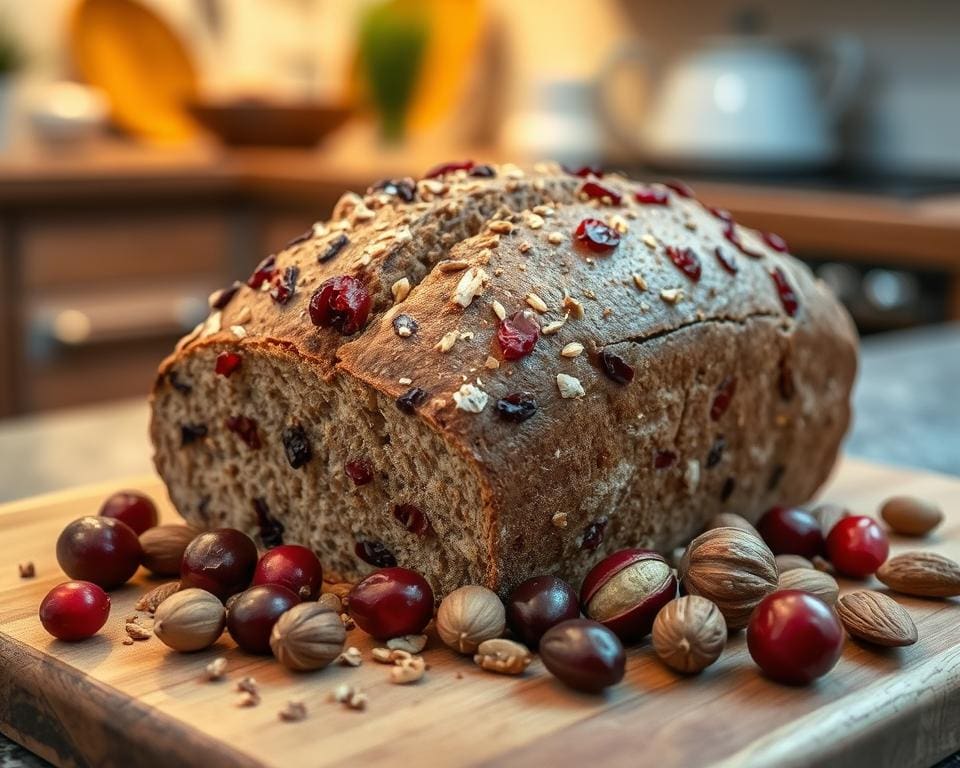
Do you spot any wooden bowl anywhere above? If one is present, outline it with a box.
[188,99,352,148]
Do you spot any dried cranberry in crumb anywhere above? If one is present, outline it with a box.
[721,477,736,501]
[770,267,799,317]
[396,387,428,414]
[180,424,207,446]
[469,164,496,178]
[579,181,622,205]
[497,310,540,361]
[371,177,417,202]
[723,223,764,259]
[768,464,786,492]
[168,371,191,395]
[709,206,733,223]
[706,436,726,468]
[210,281,243,310]
[666,246,702,282]
[664,179,695,198]
[318,233,349,263]
[226,416,260,450]
[309,275,371,335]
[394,504,430,536]
[270,266,299,305]
[424,160,474,178]
[253,498,284,548]
[779,357,795,401]
[215,352,242,377]
[634,185,669,205]
[580,517,609,551]
[763,231,789,253]
[281,425,312,469]
[496,392,538,422]
[574,218,621,254]
[247,254,277,289]
[345,459,373,485]
[564,164,603,178]
[599,349,634,384]
[654,450,677,470]
[355,540,397,568]
[714,245,738,275]
[710,376,737,420]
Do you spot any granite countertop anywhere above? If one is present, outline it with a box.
[2,323,959,767]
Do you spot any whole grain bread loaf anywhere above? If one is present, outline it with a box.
[150,162,857,597]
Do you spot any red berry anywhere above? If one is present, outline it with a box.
[565,164,603,178]
[710,376,737,420]
[99,491,158,536]
[180,528,258,602]
[666,245,702,282]
[39,581,111,641]
[599,349,634,384]
[763,231,789,253]
[580,517,609,551]
[826,516,889,578]
[246,254,276,289]
[497,310,540,361]
[210,281,243,310]
[579,181,622,205]
[348,567,434,640]
[664,179,695,198]
[634,185,669,205]
[227,584,300,654]
[215,352,242,377]
[709,206,733,223]
[424,160,474,178]
[345,458,373,485]
[393,504,431,536]
[506,575,580,649]
[253,545,323,600]
[770,267,800,317]
[56,516,143,590]
[309,276,371,335]
[714,245,738,275]
[355,540,397,568]
[270,266,299,305]
[747,590,844,685]
[225,416,260,450]
[723,222,764,259]
[757,506,824,558]
[574,218,621,253]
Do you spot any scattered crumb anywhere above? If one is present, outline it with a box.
[491,299,506,321]
[18,562,35,579]
[331,684,368,711]
[547,232,564,245]
[556,373,585,399]
[660,288,685,304]
[551,512,569,529]
[122,637,134,646]
[205,657,228,681]
[525,293,549,313]
[338,646,363,667]
[124,621,152,641]
[236,677,260,707]
[279,700,308,722]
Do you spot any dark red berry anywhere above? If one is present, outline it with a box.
[424,160,474,178]
[226,416,260,450]
[281,425,312,469]
[355,540,397,568]
[564,164,603,178]
[210,281,243,310]
[345,458,373,485]
[227,584,300,654]
[497,310,540,361]
[664,179,695,198]
[181,528,258,601]
[348,567,434,640]
[370,177,416,202]
[309,275,371,335]
[574,218,620,254]
[253,498,284,549]
[496,392,537,422]
[770,267,800,317]
[270,265,299,305]
[710,376,737,420]
[779,357,795,401]
[253,544,323,600]
[666,245,702,282]
[768,464,786,491]
[393,504,430,536]
[215,352,242,377]
[654,450,677,469]
[763,231,789,253]
[709,206,733,223]
[393,314,419,337]
[714,245,738,274]
[599,349,634,384]
[167,371,191,395]
[99,491,158,535]
[723,222,764,259]
[506,575,581,649]
[580,517,608,551]
[318,233,349,263]
[56,516,143,590]
[180,423,207,446]
[247,254,276,289]
[396,387,428,414]
[39,581,111,641]
[757,507,824,558]
[706,436,725,468]
[634,185,670,205]
[468,164,496,177]
[580,181,622,205]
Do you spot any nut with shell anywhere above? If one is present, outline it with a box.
[270,602,346,671]
[777,568,840,606]
[679,527,778,630]
[153,588,226,652]
[651,596,727,674]
[775,554,814,573]
[836,590,918,647]
[705,512,758,535]
[139,525,199,577]
[876,551,960,598]
[436,585,505,654]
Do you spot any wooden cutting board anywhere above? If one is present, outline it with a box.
[1,457,959,768]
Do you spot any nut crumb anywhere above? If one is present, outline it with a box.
[279,700,308,722]
[391,277,411,303]
[453,383,489,413]
[237,691,260,708]
[642,233,658,249]
[125,621,152,641]
[633,274,648,291]
[122,637,134,645]
[398,376,413,386]
[523,211,545,230]
[483,356,500,370]
[435,330,459,353]
[525,293,549,313]
[563,296,584,319]
[487,220,514,234]
[561,342,584,358]
[453,267,489,308]
[660,287,685,304]
[474,638,532,676]
[518,242,532,254]
[338,646,363,667]
[205,657,228,681]
[371,647,394,664]
[541,314,568,335]
[342,612,356,629]
[136,581,180,613]
[236,677,258,696]
[391,656,426,684]
[491,300,507,321]
[547,231,564,245]
[331,684,368,711]
[552,512,569,529]
[557,373,585,399]
[18,562,35,579]
[438,259,470,273]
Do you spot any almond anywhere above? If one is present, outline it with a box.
[775,554,814,573]
[879,496,943,537]
[835,590,918,647]
[876,551,960,597]
[777,568,839,605]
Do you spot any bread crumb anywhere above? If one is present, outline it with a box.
[398,377,412,385]
[561,342,584,358]
[453,383,489,413]
[483,356,500,370]
[632,274,648,291]
[660,288,685,304]
[563,296,585,319]
[551,512,568,529]
[435,330,459,353]
[439,259,470,273]
[487,220,514,234]
[453,267,488,308]
[18,562,35,578]
[556,374,585,399]
[547,232,564,245]
[523,211,545,230]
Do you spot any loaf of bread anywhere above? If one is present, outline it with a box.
[150,162,857,597]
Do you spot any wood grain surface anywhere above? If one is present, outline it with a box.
[1,458,959,768]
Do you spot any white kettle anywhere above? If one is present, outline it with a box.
[598,36,863,170]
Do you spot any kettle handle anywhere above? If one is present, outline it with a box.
[595,43,659,155]
[820,36,864,123]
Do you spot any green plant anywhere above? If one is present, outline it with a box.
[0,21,24,75]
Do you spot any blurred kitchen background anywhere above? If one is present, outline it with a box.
[0,0,959,417]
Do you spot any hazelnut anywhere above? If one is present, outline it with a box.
[705,512,758,535]
[436,585,505,654]
[270,602,346,672]
[580,548,677,643]
[679,527,778,630]
[651,595,726,674]
[774,554,814,573]
[139,525,199,576]
[153,588,226,652]
[879,496,943,537]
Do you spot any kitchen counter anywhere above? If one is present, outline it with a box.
[1,323,959,767]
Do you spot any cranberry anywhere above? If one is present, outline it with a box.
[709,206,733,223]
[565,164,603,178]
[394,504,431,536]
[497,310,540,361]
[180,423,207,446]
[318,233,349,263]
[39,581,111,641]
[747,590,844,685]
[763,231,789,253]
[281,425,312,468]
[778,357,795,400]
[768,464,786,491]
[579,181,622,205]
[253,498,284,548]
[714,245,738,275]
[56,516,142,590]
[574,218,620,254]
[540,619,626,693]
[654,450,677,469]
[664,179,694,198]
[167,371,192,395]
[468,164,496,177]
[253,545,323,599]
[348,567,434,640]
[99,491,158,536]
[826,516,889,578]
[355,540,397,568]
[345,458,373,485]
[580,549,677,643]
[393,313,419,337]
[210,281,243,310]
[225,416,260,450]
[424,160,474,178]
[495,392,537,422]
[507,576,580,649]
[723,223,764,259]
[598,349,634,384]
[215,352,242,377]
[706,436,726,468]
[180,528,258,602]
[270,265,299,305]
[580,517,608,551]
[710,376,737,420]
[634,185,669,205]
[396,387,428,414]
[247,254,276,289]
[666,246,702,282]
[227,584,300,654]
[309,276,371,335]
[371,177,416,202]
[770,267,800,317]
[757,507,824,558]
